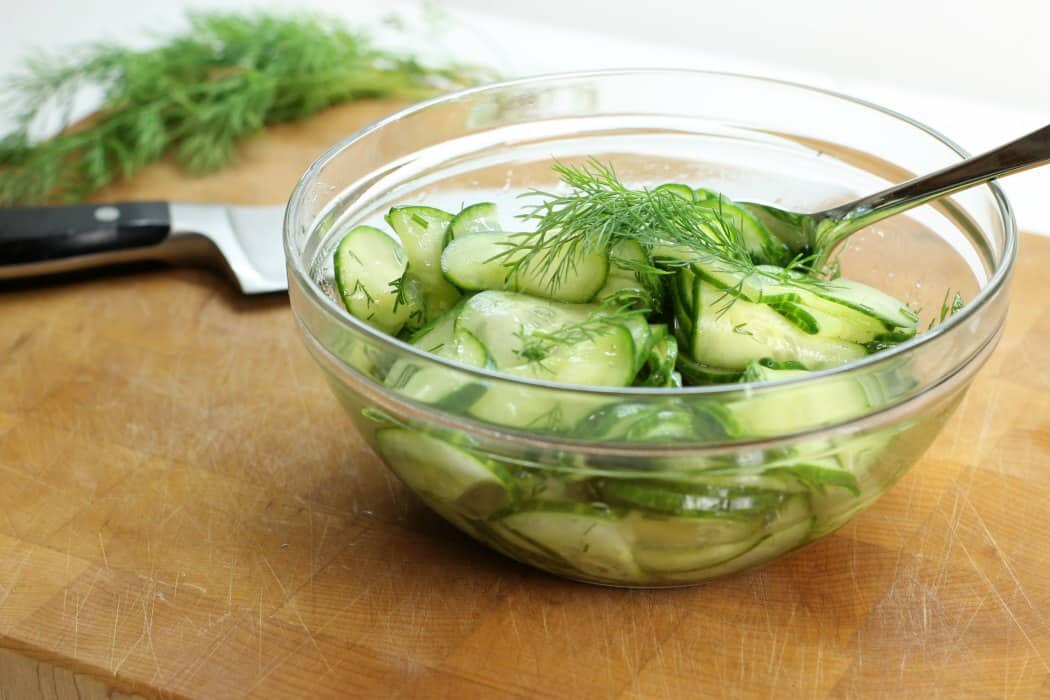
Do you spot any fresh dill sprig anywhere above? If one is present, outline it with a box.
[928,288,965,329]
[494,159,755,295]
[514,290,649,367]
[0,12,490,204]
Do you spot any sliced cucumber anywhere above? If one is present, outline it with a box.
[574,401,737,442]
[448,202,500,240]
[385,206,460,320]
[732,362,880,436]
[652,183,696,201]
[672,495,814,580]
[479,520,576,571]
[386,303,489,408]
[594,240,656,304]
[636,326,680,388]
[441,232,609,303]
[574,401,661,439]
[455,291,637,387]
[499,502,641,581]
[694,262,918,343]
[443,329,491,366]
[764,460,860,497]
[626,511,767,573]
[384,358,486,411]
[806,276,920,331]
[599,479,790,517]
[375,429,513,518]
[501,323,635,386]
[466,385,603,432]
[334,225,422,335]
[618,312,653,376]
[695,196,791,266]
[406,298,466,353]
[675,355,745,385]
[685,278,867,370]
[451,292,635,430]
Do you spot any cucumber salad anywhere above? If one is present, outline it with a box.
[329,161,944,585]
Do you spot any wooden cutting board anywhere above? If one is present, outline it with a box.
[1,101,1048,700]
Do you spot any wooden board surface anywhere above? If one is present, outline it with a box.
[1,101,1049,699]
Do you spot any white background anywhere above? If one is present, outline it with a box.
[5,0,1048,233]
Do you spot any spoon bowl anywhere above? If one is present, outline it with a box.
[740,123,1048,269]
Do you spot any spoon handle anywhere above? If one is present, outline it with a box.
[819,123,1050,245]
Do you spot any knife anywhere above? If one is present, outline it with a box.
[0,201,288,294]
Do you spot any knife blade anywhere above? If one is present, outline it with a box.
[0,201,288,294]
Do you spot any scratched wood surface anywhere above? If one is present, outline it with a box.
[1,100,1049,699]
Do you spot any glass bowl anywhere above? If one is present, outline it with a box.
[284,70,1016,587]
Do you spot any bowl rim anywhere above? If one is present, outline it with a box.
[284,67,1018,398]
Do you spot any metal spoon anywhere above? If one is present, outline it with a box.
[739,123,1050,268]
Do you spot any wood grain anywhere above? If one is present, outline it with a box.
[1,101,1049,699]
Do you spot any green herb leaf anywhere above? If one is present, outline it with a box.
[0,12,490,204]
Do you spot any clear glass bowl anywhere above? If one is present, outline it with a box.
[284,70,1016,587]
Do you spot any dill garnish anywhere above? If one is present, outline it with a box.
[0,12,489,204]
[928,288,965,329]
[491,159,756,295]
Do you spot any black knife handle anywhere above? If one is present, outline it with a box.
[0,201,172,265]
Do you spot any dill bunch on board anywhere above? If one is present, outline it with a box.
[0,12,490,205]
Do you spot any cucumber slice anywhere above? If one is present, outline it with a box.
[652,183,696,201]
[499,503,641,581]
[574,400,738,442]
[618,312,652,375]
[502,325,636,386]
[466,385,601,432]
[688,280,866,370]
[669,268,699,355]
[647,197,790,267]
[479,521,576,570]
[384,359,486,410]
[806,276,920,331]
[599,479,790,517]
[375,429,512,518]
[574,401,660,439]
[443,329,491,366]
[626,511,766,573]
[675,496,814,579]
[441,232,609,303]
[406,298,466,353]
[694,262,917,343]
[386,304,489,409]
[694,196,791,266]
[603,482,811,576]
[334,225,422,335]
[675,354,744,385]
[455,291,637,387]
[637,327,679,388]
[385,206,460,319]
[448,202,500,240]
[732,362,880,436]
[594,240,656,304]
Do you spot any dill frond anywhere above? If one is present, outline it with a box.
[0,12,490,204]
[491,159,757,298]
